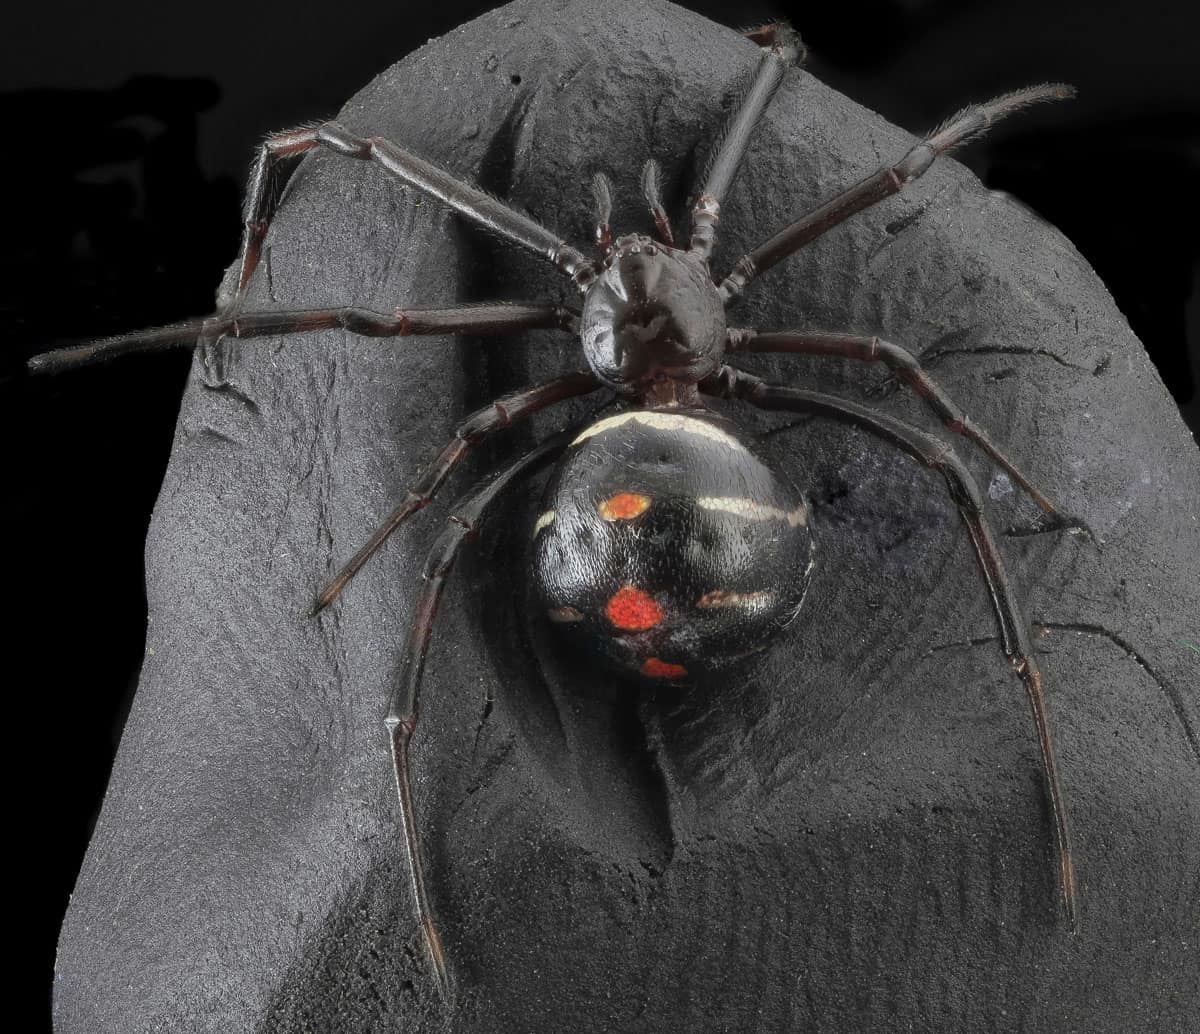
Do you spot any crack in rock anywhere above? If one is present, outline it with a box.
[929,621,1200,763]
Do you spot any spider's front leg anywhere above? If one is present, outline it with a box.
[386,429,572,997]
[27,302,577,374]
[688,23,803,260]
[727,326,1087,531]
[231,121,597,308]
[704,364,1078,930]
[718,83,1074,301]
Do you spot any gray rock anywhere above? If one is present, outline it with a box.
[55,1,1200,1031]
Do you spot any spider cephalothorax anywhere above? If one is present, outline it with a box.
[31,20,1084,999]
[581,233,726,391]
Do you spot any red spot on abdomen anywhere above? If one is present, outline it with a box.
[641,657,689,680]
[605,586,663,631]
[599,492,651,520]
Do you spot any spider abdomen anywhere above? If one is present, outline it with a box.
[532,408,815,679]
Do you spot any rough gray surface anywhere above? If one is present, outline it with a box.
[55,1,1199,1031]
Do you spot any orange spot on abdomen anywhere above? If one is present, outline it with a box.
[599,492,651,521]
[641,657,688,680]
[605,586,662,631]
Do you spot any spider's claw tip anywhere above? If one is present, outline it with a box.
[432,965,451,1003]
[1004,510,1094,542]
[1063,893,1080,934]
[309,575,352,616]
[423,919,452,1001]
[1044,512,1098,546]
[1065,517,1097,543]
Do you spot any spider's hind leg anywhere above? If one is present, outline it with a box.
[705,364,1078,930]
[386,430,571,996]
[727,326,1089,533]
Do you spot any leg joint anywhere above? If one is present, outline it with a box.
[706,365,761,400]
[552,306,578,332]
[456,403,508,443]
[316,122,370,158]
[264,127,320,158]
[893,144,935,183]
[385,713,417,739]
[342,309,401,337]
[726,327,757,352]
[873,337,917,370]
[934,449,985,511]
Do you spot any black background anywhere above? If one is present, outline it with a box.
[5,0,1197,1028]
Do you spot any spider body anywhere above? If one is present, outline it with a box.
[533,408,814,680]
[555,228,810,679]
[581,233,726,391]
[31,20,1086,999]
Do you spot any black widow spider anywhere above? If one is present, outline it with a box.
[31,23,1083,997]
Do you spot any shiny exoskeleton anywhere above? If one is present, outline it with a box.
[541,234,813,681]
[30,21,1085,999]
[534,407,814,681]
[580,234,726,390]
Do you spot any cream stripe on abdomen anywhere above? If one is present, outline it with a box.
[570,411,746,451]
[696,496,808,526]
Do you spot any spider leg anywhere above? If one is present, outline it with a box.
[313,371,601,613]
[727,327,1086,531]
[689,24,803,261]
[718,84,1075,302]
[233,123,597,304]
[704,364,1077,930]
[640,160,675,247]
[591,173,614,254]
[386,428,571,997]
[26,302,577,375]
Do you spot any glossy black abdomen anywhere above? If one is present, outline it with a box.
[532,408,815,680]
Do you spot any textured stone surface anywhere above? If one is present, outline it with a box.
[55,1,1199,1031]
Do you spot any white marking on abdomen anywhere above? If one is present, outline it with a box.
[533,510,556,537]
[570,411,746,451]
[695,589,776,611]
[696,496,808,526]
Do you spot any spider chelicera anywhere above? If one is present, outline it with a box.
[32,23,1083,997]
